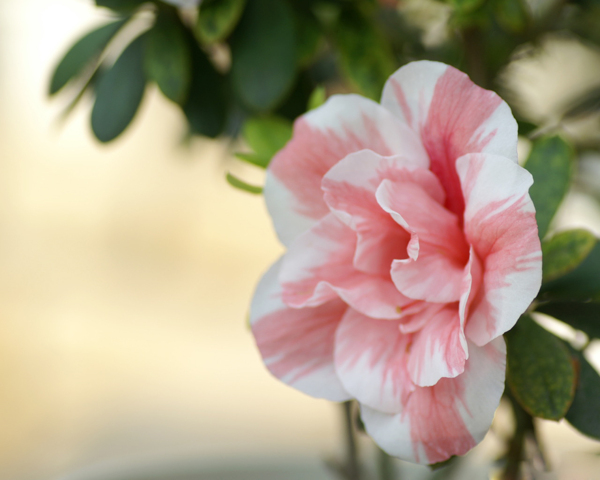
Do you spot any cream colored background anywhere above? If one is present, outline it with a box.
[0,1,341,478]
[0,1,600,479]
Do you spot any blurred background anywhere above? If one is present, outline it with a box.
[1,1,600,479]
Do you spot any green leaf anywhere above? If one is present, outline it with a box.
[91,34,147,143]
[542,229,597,283]
[332,7,396,100]
[144,12,191,104]
[226,172,263,194]
[565,349,600,440]
[95,0,147,12]
[536,301,600,340]
[307,85,326,110]
[182,32,227,138]
[230,0,296,111]
[540,242,600,301]
[505,315,576,420]
[237,116,292,168]
[196,0,247,44]
[49,18,127,95]
[494,0,529,33]
[295,10,322,67]
[523,135,574,239]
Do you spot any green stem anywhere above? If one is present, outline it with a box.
[377,446,395,480]
[342,401,361,480]
[501,395,534,480]
[462,27,488,89]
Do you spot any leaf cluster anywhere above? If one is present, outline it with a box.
[505,134,600,444]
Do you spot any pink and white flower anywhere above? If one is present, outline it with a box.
[250,61,542,464]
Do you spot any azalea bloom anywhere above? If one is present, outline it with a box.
[250,61,542,464]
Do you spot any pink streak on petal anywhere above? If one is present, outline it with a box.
[422,68,503,219]
[376,180,468,263]
[280,214,411,319]
[321,176,410,276]
[467,193,541,341]
[391,81,413,128]
[403,374,475,463]
[376,179,469,302]
[361,338,505,464]
[406,306,468,387]
[334,308,414,413]
[253,299,349,385]
[250,259,350,401]
[270,115,395,221]
[457,154,542,345]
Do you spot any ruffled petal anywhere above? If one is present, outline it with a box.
[334,308,411,414]
[361,337,506,464]
[322,150,444,276]
[280,214,411,319]
[406,306,467,387]
[376,179,469,302]
[457,153,542,346]
[381,61,518,218]
[250,259,350,401]
[405,248,481,387]
[265,94,428,246]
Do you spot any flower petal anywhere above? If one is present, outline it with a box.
[457,153,542,346]
[381,61,518,218]
[280,214,411,319]
[334,308,411,414]
[265,94,428,246]
[406,306,467,387]
[376,179,469,303]
[322,150,444,276]
[404,248,480,387]
[250,258,350,401]
[361,337,506,464]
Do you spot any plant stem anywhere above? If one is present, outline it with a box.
[377,446,395,480]
[342,401,361,480]
[501,395,535,480]
[462,27,488,89]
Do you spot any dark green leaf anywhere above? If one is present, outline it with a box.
[91,34,147,143]
[49,18,127,95]
[226,172,263,194]
[542,229,597,283]
[145,13,191,104]
[307,85,326,110]
[196,0,247,44]
[295,10,322,67]
[182,33,227,138]
[523,135,574,239]
[536,301,600,339]
[230,0,296,111]
[505,315,576,420]
[540,242,600,301]
[95,0,147,12]
[565,349,600,440]
[275,71,314,121]
[332,7,396,100]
